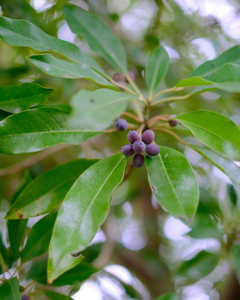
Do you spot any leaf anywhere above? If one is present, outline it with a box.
[48,153,127,282]
[145,146,199,219]
[190,145,240,188]
[154,293,179,300]
[175,111,240,161]
[69,89,135,130]
[0,108,103,154]
[0,83,54,113]
[228,184,238,206]
[44,291,73,300]
[62,4,128,73]
[0,277,21,300]
[189,85,218,96]
[6,159,98,219]
[231,244,240,284]
[28,54,114,88]
[21,213,57,262]
[145,46,169,95]
[0,16,106,75]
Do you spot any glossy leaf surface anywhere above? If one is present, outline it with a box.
[0,83,54,113]
[0,277,21,300]
[175,111,240,161]
[63,4,128,73]
[145,146,199,219]
[145,46,169,95]
[6,159,98,219]
[0,108,103,154]
[44,291,73,300]
[28,54,114,88]
[48,153,127,282]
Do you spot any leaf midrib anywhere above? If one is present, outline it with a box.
[149,49,163,93]
[91,96,129,112]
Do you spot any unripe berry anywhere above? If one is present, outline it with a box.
[168,115,179,127]
[142,129,155,144]
[133,141,145,153]
[116,119,128,131]
[146,143,160,156]
[127,130,140,144]
[133,154,145,168]
[121,144,134,156]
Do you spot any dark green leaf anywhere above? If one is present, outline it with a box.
[48,153,127,282]
[44,291,73,300]
[154,293,179,300]
[0,83,54,113]
[6,159,98,219]
[63,4,128,73]
[145,46,169,96]
[0,108,103,154]
[0,277,21,300]
[145,146,199,219]
[175,111,240,161]
[228,184,238,206]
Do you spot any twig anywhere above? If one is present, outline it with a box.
[152,127,189,146]
[81,141,93,159]
[121,112,141,123]
[109,78,136,95]
[151,86,184,102]
[152,94,189,106]
[125,73,146,103]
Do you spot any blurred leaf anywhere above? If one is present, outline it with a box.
[145,46,169,96]
[48,153,127,282]
[0,108,103,154]
[44,291,73,300]
[63,4,128,73]
[28,54,114,88]
[69,89,135,130]
[145,146,199,219]
[154,293,179,300]
[228,184,238,206]
[188,85,218,96]
[0,277,21,300]
[175,111,240,161]
[231,244,240,284]
[6,159,98,219]
[0,83,54,113]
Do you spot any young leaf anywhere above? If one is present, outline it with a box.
[62,4,128,73]
[0,83,54,113]
[69,89,136,130]
[0,277,21,300]
[28,54,114,88]
[21,213,57,262]
[0,108,103,154]
[44,291,73,300]
[145,46,169,96]
[48,153,127,282]
[190,145,240,188]
[145,146,199,220]
[175,111,240,161]
[6,159,98,219]
[0,16,106,75]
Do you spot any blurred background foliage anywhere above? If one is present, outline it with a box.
[1,0,240,299]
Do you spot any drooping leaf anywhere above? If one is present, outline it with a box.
[44,291,73,300]
[0,16,106,75]
[69,89,135,130]
[21,213,57,262]
[154,293,179,300]
[0,277,21,300]
[0,108,103,154]
[0,83,54,113]
[48,153,127,282]
[145,46,169,96]
[175,111,240,161]
[6,159,98,219]
[190,145,240,188]
[145,146,199,219]
[62,4,128,73]
[28,54,114,88]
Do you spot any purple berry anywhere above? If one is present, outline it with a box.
[113,73,126,82]
[127,130,140,144]
[133,141,145,153]
[133,154,145,168]
[168,115,179,127]
[121,144,135,156]
[116,119,128,131]
[142,129,155,144]
[22,296,30,300]
[146,144,160,156]
[128,71,137,81]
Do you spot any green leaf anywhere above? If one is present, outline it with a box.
[6,159,98,219]
[228,184,238,206]
[175,111,240,161]
[0,277,21,300]
[21,213,57,262]
[0,16,106,75]
[69,89,135,130]
[0,108,103,154]
[190,145,240,188]
[48,153,127,282]
[0,83,54,113]
[28,54,114,88]
[145,146,199,219]
[62,4,128,73]
[44,291,73,300]
[154,293,179,300]
[188,85,218,96]
[145,46,169,95]
[231,244,240,284]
